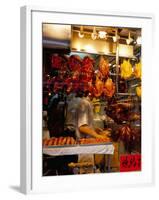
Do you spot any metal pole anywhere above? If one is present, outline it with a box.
[115,30,119,95]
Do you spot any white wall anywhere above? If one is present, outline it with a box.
[0,0,158,199]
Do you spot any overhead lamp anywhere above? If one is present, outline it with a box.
[91,27,97,40]
[126,32,133,45]
[133,40,137,45]
[137,36,141,45]
[98,31,107,39]
[113,29,120,42]
[78,26,84,38]
[113,36,117,42]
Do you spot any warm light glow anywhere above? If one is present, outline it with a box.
[98,31,107,39]
[75,43,81,51]
[119,44,134,57]
[84,45,96,53]
[72,32,116,55]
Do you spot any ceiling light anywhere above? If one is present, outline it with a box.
[137,36,141,45]
[78,26,84,38]
[113,29,120,42]
[113,36,120,42]
[91,27,97,40]
[113,36,117,42]
[98,31,107,39]
[126,32,133,45]
[133,40,137,45]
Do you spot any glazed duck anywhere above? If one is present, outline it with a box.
[93,76,104,97]
[98,56,109,78]
[120,59,133,79]
[103,78,115,98]
[134,61,142,79]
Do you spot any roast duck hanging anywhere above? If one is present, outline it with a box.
[120,59,133,79]
[103,78,115,98]
[134,61,142,79]
[98,56,109,78]
[51,54,116,98]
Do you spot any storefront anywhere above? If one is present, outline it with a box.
[42,24,141,176]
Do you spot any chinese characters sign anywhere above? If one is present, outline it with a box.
[120,154,141,172]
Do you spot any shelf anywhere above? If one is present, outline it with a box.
[130,83,141,88]
[71,50,137,59]
[116,93,136,96]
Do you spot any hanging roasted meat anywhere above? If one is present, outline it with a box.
[105,101,134,123]
[134,61,142,79]
[63,77,72,93]
[93,76,104,97]
[68,55,82,71]
[120,59,133,79]
[98,56,109,78]
[80,56,94,92]
[118,125,141,152]
[72,70,80,81]
[136,86,141,97]
[51,54,63,69]
[103,78,115,98]
[119,125,131,142]
[81,56,94,83]
[82,56,94,71]
[129,112,141,121]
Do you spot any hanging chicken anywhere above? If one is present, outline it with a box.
[98,56,109,78]
[103,78,115,98]
[93,76,104,97]
[118,125,140,153]
[119,125,131,143]
[120,59,133,79]
[134,61,142,79]
[136,86,141,97]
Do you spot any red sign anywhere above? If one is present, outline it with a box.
[120,154,141,172]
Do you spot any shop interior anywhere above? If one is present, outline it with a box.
[42,24,141,176]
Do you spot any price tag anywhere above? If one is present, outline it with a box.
[120,154,141,172]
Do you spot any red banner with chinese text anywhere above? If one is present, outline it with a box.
[120,154,141,172]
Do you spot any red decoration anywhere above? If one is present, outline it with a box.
[51,54,63,69]
[120,154,141,172]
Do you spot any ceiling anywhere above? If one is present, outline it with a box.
[72,25,141,39]
[42,24,141,53]
[43,24,71,40]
